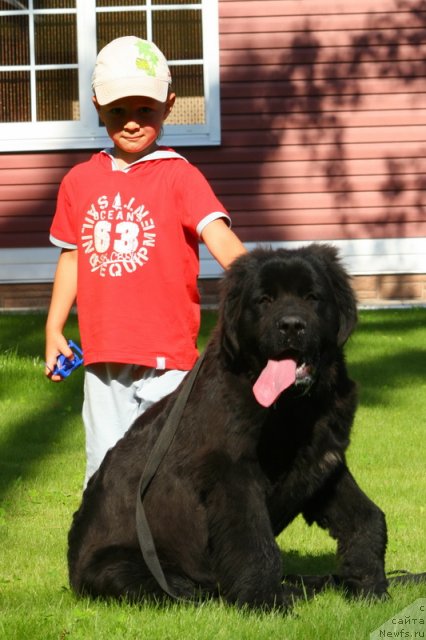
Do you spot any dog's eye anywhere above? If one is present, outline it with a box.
[305,292,319,302]
[257,294,273,306]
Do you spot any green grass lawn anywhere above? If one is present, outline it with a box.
[0,309,425,640]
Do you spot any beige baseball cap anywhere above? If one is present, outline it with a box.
[92,36,172,105]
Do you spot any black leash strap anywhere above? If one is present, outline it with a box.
[135,352,206,600]
[283,570,426,593]
[386,570,426,585]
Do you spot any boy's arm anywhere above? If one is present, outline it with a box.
[45,248,78,381]
[201,218,247,270]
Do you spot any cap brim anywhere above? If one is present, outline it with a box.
[94,76,170,105]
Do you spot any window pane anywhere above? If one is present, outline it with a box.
[1,16,29,66]
[0,71,30,122]
[97,11,147,51]
[36,68,79,120]
[96,0,146,7]
[152,0,201,4]
[96,1,146,7]
[33,1,75,7]
[35,14,77,65]
[153,10,202,60]
[168,64,205,125]
[0,0,28,8]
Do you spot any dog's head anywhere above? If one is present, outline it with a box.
[218,244,357,406]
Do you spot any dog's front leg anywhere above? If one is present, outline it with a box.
[303,465,388,599]
[202,458,299,611]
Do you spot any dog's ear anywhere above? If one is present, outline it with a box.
[308,244,358,346]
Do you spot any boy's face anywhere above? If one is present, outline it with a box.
[93,93,175,162]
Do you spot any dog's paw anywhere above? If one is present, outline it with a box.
[338,576,389,601]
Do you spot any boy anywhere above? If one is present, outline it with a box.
[45,36,246,485]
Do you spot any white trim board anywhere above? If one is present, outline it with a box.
[200,237,426,278]
[0,238,425,283]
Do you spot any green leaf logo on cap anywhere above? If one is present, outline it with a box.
[134,40,159,77]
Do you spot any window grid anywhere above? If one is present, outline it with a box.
[0,2,79,123]
[0,0,220,150]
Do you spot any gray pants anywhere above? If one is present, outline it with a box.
[82,363,187,486]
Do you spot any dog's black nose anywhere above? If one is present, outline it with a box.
[277,315,307,335]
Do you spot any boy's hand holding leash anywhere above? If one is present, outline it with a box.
[45,337,83,381]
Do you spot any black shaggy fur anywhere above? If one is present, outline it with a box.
[68,244,388,610]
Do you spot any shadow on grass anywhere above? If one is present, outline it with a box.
[346,308,426,406]
[349,347,426,406]
[0,312,79,359]
[0,374,84,501]
[281,550,338,577]
[355,308,426,334]
[0,313,83,501]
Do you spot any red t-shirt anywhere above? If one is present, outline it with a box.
[50,148,230,369]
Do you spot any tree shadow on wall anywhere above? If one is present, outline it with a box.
[195,1,426,242]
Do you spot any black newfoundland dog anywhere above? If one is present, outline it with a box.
[68,244,388,609]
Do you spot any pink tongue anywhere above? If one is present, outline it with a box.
[253,359,297,407]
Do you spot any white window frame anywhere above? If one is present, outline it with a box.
[0,0,221,152]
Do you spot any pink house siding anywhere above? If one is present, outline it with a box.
[0,153,88,248]
[0,0,425,253]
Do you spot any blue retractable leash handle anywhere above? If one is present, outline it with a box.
[52,340,84,378]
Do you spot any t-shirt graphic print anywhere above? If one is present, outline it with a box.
[82,192,156,279]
